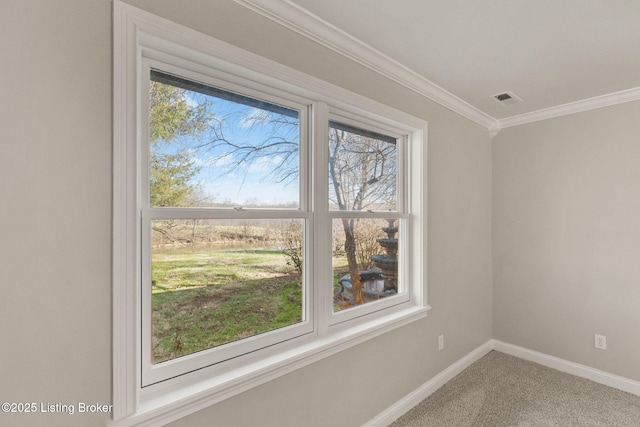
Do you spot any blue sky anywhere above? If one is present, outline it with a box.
[156,89,300,208]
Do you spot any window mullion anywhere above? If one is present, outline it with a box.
[299,105,311,213]
[312,102,331,335]
[397,134,407,214]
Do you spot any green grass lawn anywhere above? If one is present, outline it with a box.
[151,248,302,364]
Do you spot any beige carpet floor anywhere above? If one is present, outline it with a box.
[391,351,640,426]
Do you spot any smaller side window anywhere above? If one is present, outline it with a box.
[327,120,408,315]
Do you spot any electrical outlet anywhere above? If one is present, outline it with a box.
[595,334,607,350]
[438,334,444,351]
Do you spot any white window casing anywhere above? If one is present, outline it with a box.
[112,1,429,425]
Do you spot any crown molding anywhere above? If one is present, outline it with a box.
[497,86,640,129]
[236,0,640,137]
[234,0,496,129]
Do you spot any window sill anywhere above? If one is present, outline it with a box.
[108,304,429,427]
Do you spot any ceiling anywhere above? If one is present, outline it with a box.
[237,0,640,129]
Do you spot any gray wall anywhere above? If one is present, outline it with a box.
[0,1,112,427]
[0,1,492,426]
[493,101,640,382]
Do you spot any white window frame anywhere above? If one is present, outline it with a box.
[139,58,316,387]
[112,2,429,425]
[324,110,411,326]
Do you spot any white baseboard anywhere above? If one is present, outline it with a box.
[365,340,494,427]
[492,340,640,397]
[367,339,640,426]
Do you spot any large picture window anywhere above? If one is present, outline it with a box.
[141,66,312,384]
[112,2,426,423]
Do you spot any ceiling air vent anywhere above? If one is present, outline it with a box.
[492,91,522,106]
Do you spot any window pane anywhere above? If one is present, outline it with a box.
[149,70,300,208]
[332,217,399,312]
[151,219,304,364]
[328,121,397,211]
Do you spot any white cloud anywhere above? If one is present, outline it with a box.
[184,93,199,109]
[247,155,283,173]
[239,108,271,128]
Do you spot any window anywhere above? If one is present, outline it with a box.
[141,66,313,385]
[113,2,427,424]
[327,120,406,316]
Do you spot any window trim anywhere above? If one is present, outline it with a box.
[112,1,428,425]
[139,58,315,386]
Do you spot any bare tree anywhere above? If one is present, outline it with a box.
[197,116,397,305]
[329,127,396,304]
[194,108,300,188]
